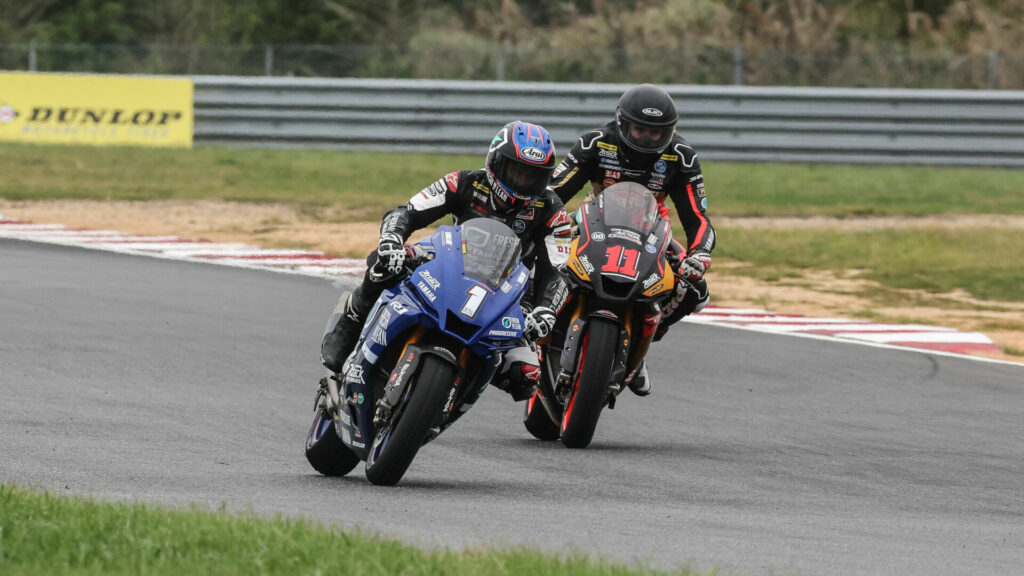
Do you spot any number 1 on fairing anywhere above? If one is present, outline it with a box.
[460,284,488,319]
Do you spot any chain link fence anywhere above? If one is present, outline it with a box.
[2,43,1022,89]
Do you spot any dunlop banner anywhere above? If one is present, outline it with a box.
[0,72,193,148]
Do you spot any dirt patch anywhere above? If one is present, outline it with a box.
[3,199,1022,364]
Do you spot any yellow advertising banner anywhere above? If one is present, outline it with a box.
[0,72,193,148]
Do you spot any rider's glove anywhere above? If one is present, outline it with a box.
[678,251,712,284]
[377,232,407,275]
[523,305,557,341]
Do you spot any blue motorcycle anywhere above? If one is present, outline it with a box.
[305,219,530,485]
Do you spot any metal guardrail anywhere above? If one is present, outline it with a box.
[193,77,1024,166]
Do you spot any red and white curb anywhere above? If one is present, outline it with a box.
[2,215,1017,365]
[685,307,1003,356]
[0,216,365,279]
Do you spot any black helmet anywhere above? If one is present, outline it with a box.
[615,84,678,165]
[485,121,557,213]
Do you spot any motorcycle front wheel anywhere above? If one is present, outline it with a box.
[364,355,456,486]
[560,317,618,449]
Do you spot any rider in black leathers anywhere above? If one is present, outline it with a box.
[320,121,572,400]
[548,84,716,396]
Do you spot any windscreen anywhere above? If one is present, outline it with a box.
[599,183,660,236]
[461,219,522,287]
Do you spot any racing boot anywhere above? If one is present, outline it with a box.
[627,361,652,396]
[492,344,542,401]
[320,293,367,373]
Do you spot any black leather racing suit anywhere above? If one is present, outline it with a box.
[549,121,716,337]
[321,169,572,398]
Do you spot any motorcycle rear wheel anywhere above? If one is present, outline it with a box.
[364,355,456,486]
[560,317,618,449]
[305,410,361,476]
[523,390,560,441]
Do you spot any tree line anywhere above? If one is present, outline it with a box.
[2,1,1022,87]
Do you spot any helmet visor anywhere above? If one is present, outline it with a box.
[491,153,553,200]
[618,118,674,154]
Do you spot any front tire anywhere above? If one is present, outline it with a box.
[305,410,360,476]
[560,317,618,449]
[364,356,456,486]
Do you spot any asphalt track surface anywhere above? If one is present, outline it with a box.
[2,239,1022,575]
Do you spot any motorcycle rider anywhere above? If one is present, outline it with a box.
[549,83,716,397]
[320,121,572,401]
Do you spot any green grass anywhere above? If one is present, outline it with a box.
[0,143,479,220]
[4,143,1024,217]
[714,226,1024,302]
[0,485,705,576]
[707,162,1024,216]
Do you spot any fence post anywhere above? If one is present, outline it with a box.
[988,51,999,89]
[733,43,744,86]
[265,44,274,77]
[29,40,38,72]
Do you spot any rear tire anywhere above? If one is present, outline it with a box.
[305,411,360,476]
[560,317,618,449]
[364,356,456,486]
[523,391,560,441]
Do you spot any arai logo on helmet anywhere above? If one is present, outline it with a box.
[520,147,547,162]
[641,107,663,117]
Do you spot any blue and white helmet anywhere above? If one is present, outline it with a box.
[485,121,556,212]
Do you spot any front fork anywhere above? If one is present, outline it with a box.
[534,296,661,421]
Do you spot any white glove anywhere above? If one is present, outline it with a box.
[377,232,407,275]
[678,251,711,283]
[523,305,556,341]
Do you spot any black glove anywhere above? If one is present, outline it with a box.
[377,232,406,275]
[678,251,711,284]
[523,305,556,341]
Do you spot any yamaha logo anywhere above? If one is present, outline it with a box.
[641,107,663,117]
[520,147,546,162]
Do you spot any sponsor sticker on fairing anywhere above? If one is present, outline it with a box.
[608,228,642,244]
[416,280,437,301]
[591,231,606,242]
[578,254,595,273]
[488,329,519,339]
[501,316,522,330]
[419,269,441,289]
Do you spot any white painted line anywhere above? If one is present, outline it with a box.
[689,321,958,333]
[833,331,994,344]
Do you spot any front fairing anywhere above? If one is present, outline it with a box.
[571,192,674,305]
